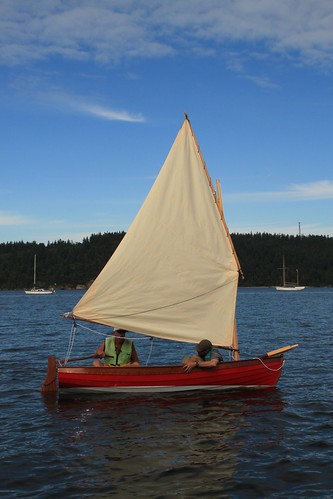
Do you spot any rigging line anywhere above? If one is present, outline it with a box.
[92,280,237,320]
[75,322,109,336]
[64,321,77,365]
[146,337,154,366]
[228,350,235,361]
[65,322,76,364]
[256,358,285,372]
[67,324,76,364]
[74,321,153,340]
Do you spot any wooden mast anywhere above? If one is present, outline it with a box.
[216,180,241,360]
[185,112,242,360]
[184,112,243,278]
[216,180,244,279]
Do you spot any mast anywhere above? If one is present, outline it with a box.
[216,178,241,360]
[185,112,242,357]
[216,179,244,280]
[33,254,37,287]
[184,112,244,279]
[282,255,286,287]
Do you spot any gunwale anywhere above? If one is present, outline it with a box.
[56,355,284,394]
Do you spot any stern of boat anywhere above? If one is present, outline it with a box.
[41,356,58,394]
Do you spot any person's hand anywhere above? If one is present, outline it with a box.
[94,350,105,358]
[183,361,197,373]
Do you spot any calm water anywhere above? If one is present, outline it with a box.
[0,288,332,498]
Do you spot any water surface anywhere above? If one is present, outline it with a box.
[0,288,332,497]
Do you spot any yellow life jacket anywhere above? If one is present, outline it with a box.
[104,337,133,366]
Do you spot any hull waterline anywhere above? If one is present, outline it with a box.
[25,289,55,295]
[275,286,305,291]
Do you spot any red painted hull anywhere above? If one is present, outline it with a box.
[57,355,284,394]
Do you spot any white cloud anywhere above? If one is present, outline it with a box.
[0,212,34,225]
[226,180,333,202]
[77,103,145,122]
[0,1,333,69]
[32,88,146,122]
[290,180,333,199]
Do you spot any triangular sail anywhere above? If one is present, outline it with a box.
[72,117,240,347]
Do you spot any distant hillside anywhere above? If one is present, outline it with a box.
[0,231,332,289]
[232,233,333,287]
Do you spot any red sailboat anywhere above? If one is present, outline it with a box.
[42,114,298,396]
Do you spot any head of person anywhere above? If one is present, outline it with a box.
[195,339,212,358]
[114,328,127,342]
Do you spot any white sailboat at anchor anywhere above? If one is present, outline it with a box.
[276,255,305,291]
[25,254,55,295]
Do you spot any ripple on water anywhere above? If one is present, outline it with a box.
[1,289,333,497]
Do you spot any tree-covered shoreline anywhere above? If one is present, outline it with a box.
[0,231,332,290]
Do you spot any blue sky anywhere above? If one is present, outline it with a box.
[1,1,332,244]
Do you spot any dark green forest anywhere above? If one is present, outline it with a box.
[0,231,332,290]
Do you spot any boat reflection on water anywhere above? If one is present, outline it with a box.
[43,386,284,415]
[42,389,284,495]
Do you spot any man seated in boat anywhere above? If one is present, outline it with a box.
[93,328,140,367]
[183,339,223,373]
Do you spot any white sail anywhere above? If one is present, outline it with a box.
[72,117,240,347]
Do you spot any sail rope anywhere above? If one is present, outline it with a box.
[74,321,153,340]
[74,321,110,337]
[63,320,283,369]
[228,350,235,361]
[65,320,237,366]
[256,357,285,371]
[62,320,155,366]
[63,320,77,365]
[146,337,154,366]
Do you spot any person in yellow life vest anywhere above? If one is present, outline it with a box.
[93,328,140,367]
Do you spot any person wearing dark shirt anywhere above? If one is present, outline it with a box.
[183,339,222,373]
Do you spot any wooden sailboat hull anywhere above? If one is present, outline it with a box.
[55,355,284,395]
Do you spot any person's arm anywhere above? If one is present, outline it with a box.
[131,344,140,364]
[94,342,105,358]
[119,343,140,367]
[183,357,219,373]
